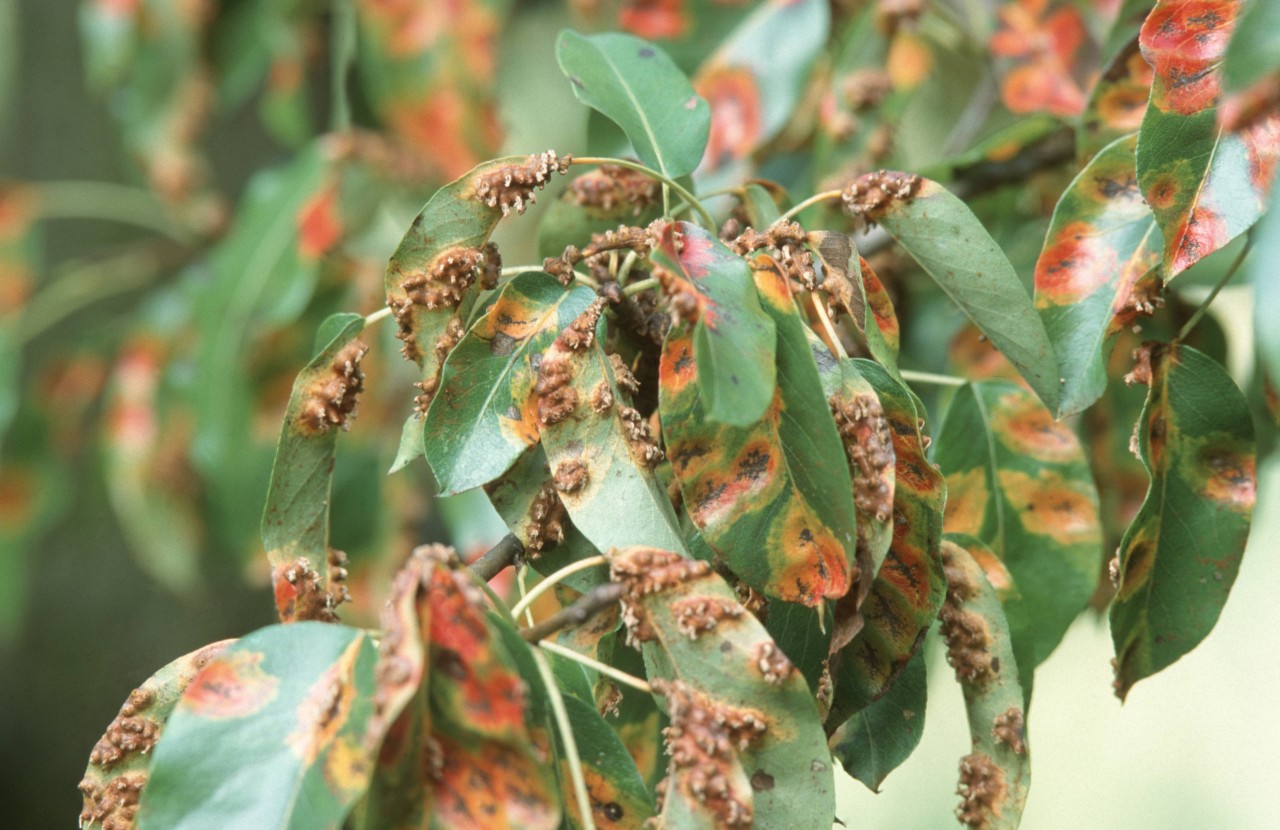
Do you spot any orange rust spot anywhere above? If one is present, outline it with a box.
[297,180,342,260]
[771,500,851,606]
[286,638,361,764]
[184,651,280,719]
[990,391,1080,461]
[659,333,697,397]
[997,469,1101,547]
[1198,445,1255,512]
[944,468,989,537]
[697,65,762,173]
[1034,220,1119,306]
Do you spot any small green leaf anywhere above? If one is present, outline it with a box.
[556,31,710,179]
[425,273,596,495]
[832,647,927,793]
[261,314,366,621]
[933,381,1101,693]
[138,624,378,830]
[867,177,1061,411]
[652,221,777,426]
[1111,343,1255,699]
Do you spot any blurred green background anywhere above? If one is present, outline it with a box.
[3,1,1279,828]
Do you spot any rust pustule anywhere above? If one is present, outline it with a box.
[525,482,568,554]
[841,170,922,223]
[992,707,1026,755]
[553,459,590,494]
[752,641,794,685]
[568,164,661,214]
[731,221,818,289]
[609,353,641,395]
[535,356,578,426]
[79,771,147,830]
[296,339,368,435]
[669,595,744,639]
[956,752,1007,829]
[830,392,895,524]
[939,544,995,685]
[473,150,570,216]
[618,405,664,468]
[558,298,606,352]
[611,547,711,645]
[589,380,614,414]
[88,689,160,769]
[274,556,344,622]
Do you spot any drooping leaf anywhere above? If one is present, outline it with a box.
[660,254,858,608]
[831,646,926,793]
[1079,36,1154,161]
[933,380,1101,692]
[693,0,830,178]
[424,273,596,495]
[137,624,378,830]
[1135,0,1280,277]
[1110,343,1255,699]
[651,221,777,426]
[556,31,710,179]
[610,547,835,829]
[1035,133,1163,416]
[78,640,233,830]
[827,360,946,730]
[938,538,1030,830]
[555,694,656,830]
[355,0,511,178]
[535,302,688,555]
[261,313,366,622]
[811,232,902,378]
[848,173,1060,411]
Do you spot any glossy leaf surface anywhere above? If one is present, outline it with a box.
[831,647,926,793]
[660,255,858,607]
[556,31,710,179]
[872,178,1060,411]
[138,624,377,830]
[827,361,946,729]
[611,547,834,829]
[425,273,595,494]
[1035,133,1162,416]
[939,538,1030,830]
[1111,343,1255,699]
[652,221,776,426]
[934,381,1101,689]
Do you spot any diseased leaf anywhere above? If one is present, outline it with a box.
[1136,0,1280,277]
[827,360,946,730]
[938,538,1030,830]
[1079,36,1154,161]
[261,313,366,622]
[849,174,1060,411]
[537,166,664,261]
[424,273,596,495]
[556,31,710,179]
[1035,133,1163,416]
[555,694,656,830]
[535,302,688,555]
[934,380,1101,692]
[989,0,1088,118]
[652,220,777,426]
[137,624,378,830]
[831,647,927,793]
[811,233,902,377]
[1111,343,1255,699]
[611,547,834,830]
[693,0,830,178]
[79,640,233,830]
[660,253,858,608]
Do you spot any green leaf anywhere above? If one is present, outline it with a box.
[261,313,365,621]
[865,177,1060,411]
[424,273,596,495]
[556,31,709,179]
[1251,190,1280,387]
[79,640,234,830]
[827,361,946,730]
[555,694,656,830]
[535,303,688,555]
[137,624,378,830]
[1035,133,1163,416]
[831,647,926,793]
[1135,0,1276,277]
[611,547,834,829]
[660,254,858,608]
[1110,343,1255,700]
[933,381,1101,692]
[938,538,1030,830]
[652,221,777,426]
[1221,0,1280,94]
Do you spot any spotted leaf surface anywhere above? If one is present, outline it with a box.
[79,640,233,830]
[1035,133,1163,416]
[137,624,377,830]
[660,255,858,608]
[262,314,365,622]
[938,538,1030,830]
[610,547,834,829]
[693,0,829,178]
[652,221,777,427]
[536,305,688,555]
[355,0,510,178]
[424,273,596,495]
[557,31,710,179]
[867,177,1060,411]
[934,380,1101,691]
[1136,0,1280,276]
[832,646,926,793]
[1079,36,1155,161]
[1110,343,1255,699]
